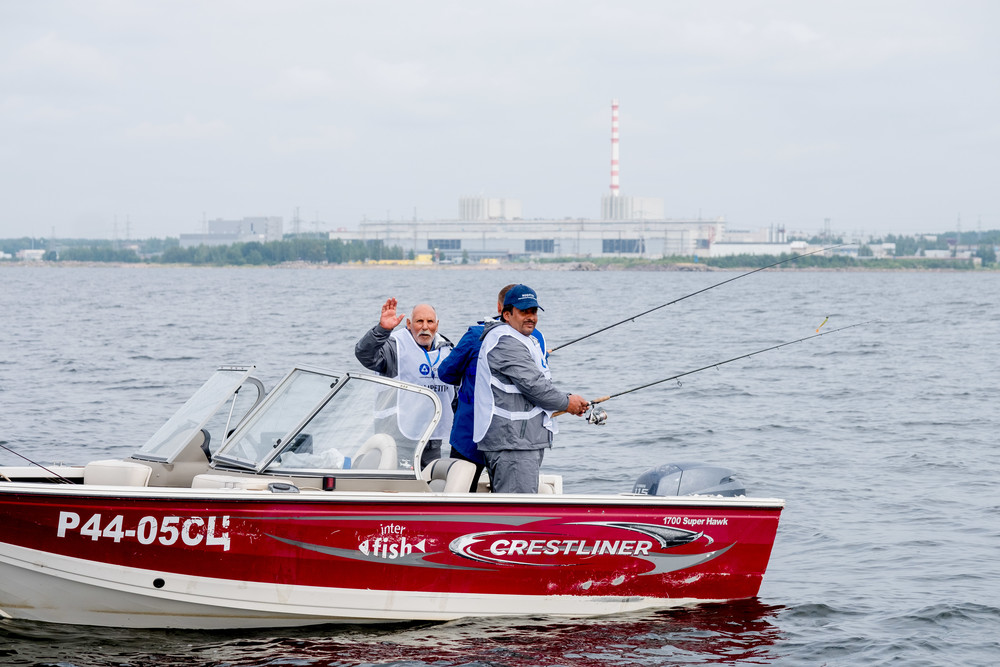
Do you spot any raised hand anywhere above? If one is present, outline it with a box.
[379,297,405,330]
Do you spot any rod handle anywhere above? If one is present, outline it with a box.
[552,396,610,417]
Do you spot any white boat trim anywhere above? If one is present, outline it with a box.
[0,542,715,629]
[0,482,785,509]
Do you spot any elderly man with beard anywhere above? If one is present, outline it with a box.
[473,285,589,493]
[355,298,455,469]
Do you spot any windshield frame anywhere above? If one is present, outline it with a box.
[211,365,341,471]
[257,371,442,479]
[210,366,442,479]
[130,366,260,464]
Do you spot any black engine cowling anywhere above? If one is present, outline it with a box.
[632,462,746,497]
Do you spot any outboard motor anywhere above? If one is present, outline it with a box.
[632,462,746,497]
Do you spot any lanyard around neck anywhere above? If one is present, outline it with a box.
[422,346,440,377]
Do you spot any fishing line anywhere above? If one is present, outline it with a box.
[548,243,850,354]
[0,441,76,484]
[579,320,875,412]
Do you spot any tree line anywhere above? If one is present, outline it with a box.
[153,238,404,265]
[3,229,997,268]
[31,238,406,266]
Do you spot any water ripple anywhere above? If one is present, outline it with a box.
[2,267,999,664]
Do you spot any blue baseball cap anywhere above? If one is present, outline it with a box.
[503,284,544,311]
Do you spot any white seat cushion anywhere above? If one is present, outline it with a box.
[83,460,152,487]
[423,458,477,493]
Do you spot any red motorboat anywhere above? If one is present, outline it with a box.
[0,365,782,628]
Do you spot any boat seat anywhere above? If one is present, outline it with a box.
[197,428,212,461]
[422,458,477,493]
[538,474,563,494]
[83,460,152,487]
[353,434,397,470]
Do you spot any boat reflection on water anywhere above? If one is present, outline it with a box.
[0,599,784,666]
[384,599,785,666]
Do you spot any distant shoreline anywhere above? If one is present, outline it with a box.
[2,260,993,272]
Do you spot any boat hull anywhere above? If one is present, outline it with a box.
[0,485,782,628]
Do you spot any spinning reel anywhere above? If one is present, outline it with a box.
[585,406,608,426]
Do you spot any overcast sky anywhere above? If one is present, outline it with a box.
[1,1,997,240]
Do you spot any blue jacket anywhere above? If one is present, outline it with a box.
[438,319,544,463]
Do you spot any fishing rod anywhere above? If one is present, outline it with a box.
[0,441,75,484]
[566,320,874,423]
[548,243,850,354]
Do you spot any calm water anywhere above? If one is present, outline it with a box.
[1,264,998,666]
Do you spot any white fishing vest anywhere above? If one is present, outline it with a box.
[473,324,557,443]
[389,329,454,441]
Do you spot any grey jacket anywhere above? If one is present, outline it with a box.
[354,325,453,378]
[475,321,570,452]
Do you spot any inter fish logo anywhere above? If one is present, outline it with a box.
[358,536,427,559]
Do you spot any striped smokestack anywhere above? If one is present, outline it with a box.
[610,98,620,197]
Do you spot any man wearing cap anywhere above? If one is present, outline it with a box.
[438,284,546,491]
[473,284,589,493]
[355,298,454,469]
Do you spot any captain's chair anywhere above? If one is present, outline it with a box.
[422,458,477,493]
[353,433,397,470]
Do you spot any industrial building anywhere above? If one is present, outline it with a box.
[345,212,724,261]
[180,217,284,249]
[332,99,726,261]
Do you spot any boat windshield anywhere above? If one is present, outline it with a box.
[132,367,263,463]
[213,368,338,469]
[212,368,440,475]
[264,374,439,475]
